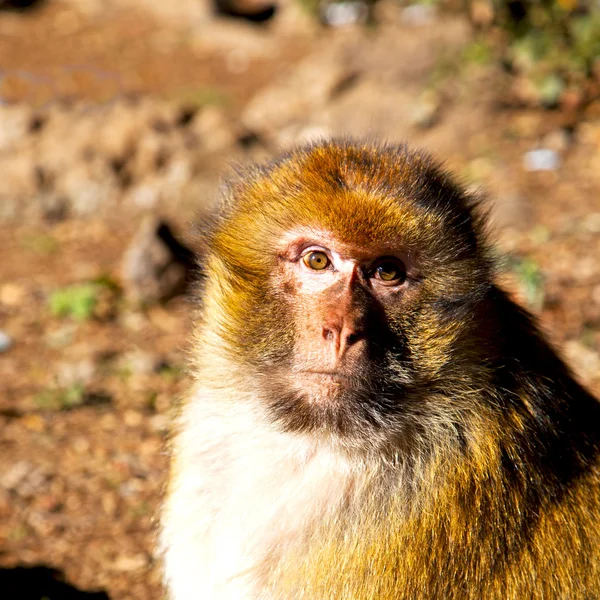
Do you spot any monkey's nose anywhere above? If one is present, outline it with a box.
[322,321,364,360]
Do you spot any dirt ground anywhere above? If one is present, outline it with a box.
[0,0,599,598]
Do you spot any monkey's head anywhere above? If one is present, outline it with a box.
[199,141,496,448]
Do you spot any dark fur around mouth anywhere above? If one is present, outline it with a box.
[260,361,415,440]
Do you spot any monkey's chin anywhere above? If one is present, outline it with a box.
[262,370,384,438]
[295,371,358,402]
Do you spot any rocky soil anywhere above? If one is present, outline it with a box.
[1,0,599,598]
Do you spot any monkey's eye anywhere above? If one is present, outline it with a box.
[371,257,406,285]
[302,250,330,271]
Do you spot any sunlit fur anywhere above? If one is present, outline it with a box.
[160,140,600,599]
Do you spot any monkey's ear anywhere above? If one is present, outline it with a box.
[189,175,239,253]
[193,161,266,244]
[222,157,282,205]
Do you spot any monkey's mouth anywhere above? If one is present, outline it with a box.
[299,369,354,381]
[303,369,349,377]
[265,366,395,437]
[294,369,366,394]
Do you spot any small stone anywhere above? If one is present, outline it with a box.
[583,213,600,234]
[469,0,494,27]
[523,149,560,172]
[510,76,542,108]
[119,478,144,497]
[1,461,33,490]
[72,436,91,454]
[59,165,117,217]
[112,553,149,572]
[401,4,436,26]
[564,341,600,383]
[45,324,77,349]
[22,414,46,433]
[121,217,194,305]
[56,359,95,388]
[40,193,70,222]
[37,493,61,512]
[28,511,59,537]
[124,410,144,427]
[190,106,236,154]
[122,350,161,375]
[0,283,26,307]
[102,491,118,516]
[511,113,542,139]
[537,74,565,108]
[129,184,159,209]
[0,105,32,150]
[322,1,369,27]
[242,51,359,138]
[65,493,82,511]
[120,310,147,332]
[100,413,118,430]
[409,92,441,129]
[541,129,571,153]
[149,414,169,433]
[0,330,12,353]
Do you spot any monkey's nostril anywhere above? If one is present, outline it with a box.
[346,332,362,345]
[323,328,334,341]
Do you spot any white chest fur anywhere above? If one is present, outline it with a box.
[160,389,364,600]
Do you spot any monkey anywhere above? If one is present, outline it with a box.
[159,140,600,600]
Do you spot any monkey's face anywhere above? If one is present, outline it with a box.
[261,229,420,437]
[204,143,492,442]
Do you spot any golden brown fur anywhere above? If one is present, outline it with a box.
[161,140,600,600]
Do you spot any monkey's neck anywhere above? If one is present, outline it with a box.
[176,380,547,598]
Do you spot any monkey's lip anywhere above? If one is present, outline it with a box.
[297,370,357,384]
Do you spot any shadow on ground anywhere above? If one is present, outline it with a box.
[0,565,109,599]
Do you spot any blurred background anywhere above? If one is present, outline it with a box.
[0,0,599,597]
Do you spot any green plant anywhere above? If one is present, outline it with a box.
[168,86,230,109]
[22,234,58,255]
[511,256,545,310]
[34,383,86,411]
[497,0,600,105]
[49,276,120,322]
[158,363,185,382]
[49,284,99,321]
[462,39,493,65]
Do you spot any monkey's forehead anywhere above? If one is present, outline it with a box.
[215,186,439,258]
[203,141,486,273]
[275,226,418,263]
[224,186,459,250]
[223,142,475,231]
